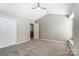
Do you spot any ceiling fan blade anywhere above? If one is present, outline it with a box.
[41,7,47,10]
[32,7,38,9]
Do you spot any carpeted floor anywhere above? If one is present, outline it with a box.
[0,39,74,56]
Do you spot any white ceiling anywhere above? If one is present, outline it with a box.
[0,3,75,20]
[41,3,75,15]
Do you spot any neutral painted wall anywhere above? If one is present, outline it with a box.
[17,18,31,44]
[37,14,72,42]
[73,4,79,55]
[0,16,17,48]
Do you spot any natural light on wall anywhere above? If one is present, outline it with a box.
[68,12,74,46]
[69,12,74,19]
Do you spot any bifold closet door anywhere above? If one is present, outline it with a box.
[0,17,17,48]
[34,23,39,40]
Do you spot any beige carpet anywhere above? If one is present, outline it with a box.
[0,40,73,56]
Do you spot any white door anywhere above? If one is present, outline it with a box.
[34,23,39,40]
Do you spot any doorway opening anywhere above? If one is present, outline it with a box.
[30,23,34,40]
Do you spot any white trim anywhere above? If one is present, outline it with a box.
[0,40,30,49]
[40,39,66,44]
[0,43,15,49]
[67,39,75,55]
[15,40,30,45]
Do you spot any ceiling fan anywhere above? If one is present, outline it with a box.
[32,3,46,10]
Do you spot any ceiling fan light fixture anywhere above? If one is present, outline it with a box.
[36,7,41,10]
[32,3,46,10]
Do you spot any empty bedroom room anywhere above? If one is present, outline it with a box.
[0,3,78,56]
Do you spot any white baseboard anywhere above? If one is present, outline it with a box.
[15,39,30,45]
[40,39,66,44]
[0,43,15,49]
[0,40,30,49]
[67,39,75,55]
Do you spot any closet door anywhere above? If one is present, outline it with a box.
[34,23,39,40]
[0,17,17,48]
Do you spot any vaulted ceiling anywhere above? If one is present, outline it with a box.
[0,3,75,20]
